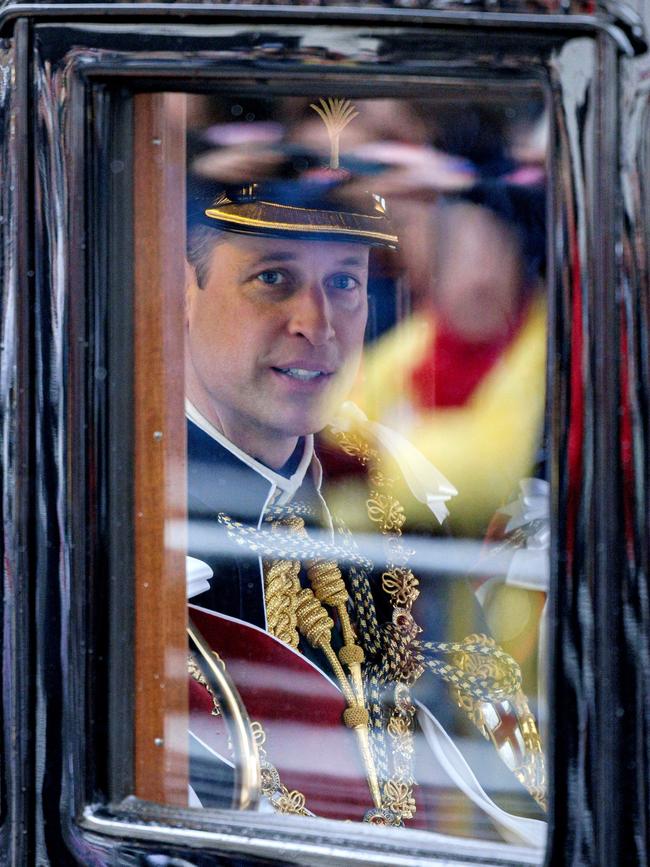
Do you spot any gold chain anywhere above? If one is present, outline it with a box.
[251,721,310,816]
[263,514,382,810]
[333,429,421,825]
[332,428,547,816]
[189,647,311,816]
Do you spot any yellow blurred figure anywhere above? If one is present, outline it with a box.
[355,201,547,537]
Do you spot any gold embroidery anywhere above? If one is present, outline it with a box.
[367,493,406,533]
[381,567,419,608]
[383,779,416,820]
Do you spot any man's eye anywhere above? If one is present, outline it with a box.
[327,273,360,291]
[257,270,286,286]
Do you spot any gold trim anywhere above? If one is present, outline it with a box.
[252,199,387,221]
[204,207,398,244]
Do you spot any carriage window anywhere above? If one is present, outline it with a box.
[133,88,549,850]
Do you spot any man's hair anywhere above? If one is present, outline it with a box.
[187,224,222,288]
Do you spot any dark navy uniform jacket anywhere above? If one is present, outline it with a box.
[187,415,325,630]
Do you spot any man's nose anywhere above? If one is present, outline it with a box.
[287,284,335,345]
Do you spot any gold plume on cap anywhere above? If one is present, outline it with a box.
[309,97,359,170]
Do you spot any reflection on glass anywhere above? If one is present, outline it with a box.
[151,91,550,845]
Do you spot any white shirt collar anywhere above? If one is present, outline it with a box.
[185,399,317,503]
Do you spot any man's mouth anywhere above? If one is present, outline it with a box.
[273,367,331,382]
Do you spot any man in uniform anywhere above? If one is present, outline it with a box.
[184,100,545,844]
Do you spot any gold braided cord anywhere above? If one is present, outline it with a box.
[303,553,381,809]
[263,516,306,647]
[344,705,370,728]
[308,559,349,607]
[294,584,381,808]
[306,558,366,708]
[295,587,336,649]
[264,558,300,647]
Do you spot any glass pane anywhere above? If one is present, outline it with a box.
[138,87,550,850]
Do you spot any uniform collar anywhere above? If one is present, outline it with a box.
[185,399,318,504]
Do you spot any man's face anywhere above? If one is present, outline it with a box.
[185,232,369,462]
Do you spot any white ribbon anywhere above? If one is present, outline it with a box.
[331,401,458,526]
[417,704,547,849]
[186,555,213,599]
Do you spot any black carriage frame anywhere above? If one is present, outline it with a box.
[0,3,649,865]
